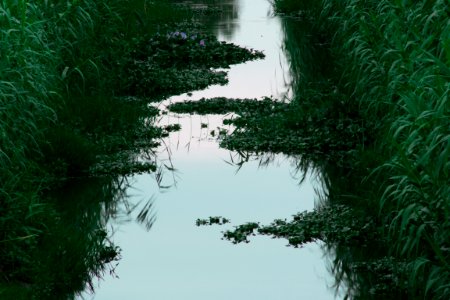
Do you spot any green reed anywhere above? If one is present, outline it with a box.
[273,0,449,298]
[1,1,56,285]
[0,0,192,297]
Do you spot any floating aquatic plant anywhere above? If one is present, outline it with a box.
[122,31,265,97]
[196,216,230,226]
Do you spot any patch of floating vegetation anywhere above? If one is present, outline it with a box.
[168,96,368,166]
[168,96,287,115]
[80,29,269,177]
[196,216,230,226]
[221,105,369,166]
[221,206,408,296]
[162,124,182,132]
[222,222,259,244]
[123,31,265,98]
[88,121,182,177]
[222,205,380,246]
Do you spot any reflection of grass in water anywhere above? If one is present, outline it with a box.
[1,177,128,299]
[32,176,159,299]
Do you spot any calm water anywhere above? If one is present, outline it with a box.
[81,1,342,299]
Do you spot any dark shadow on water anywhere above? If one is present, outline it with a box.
[281,14,409,295]
[36,176,158,299]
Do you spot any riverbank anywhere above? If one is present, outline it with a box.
[0,1,263,298]
[2,0,447,298]
[211,0,448,298]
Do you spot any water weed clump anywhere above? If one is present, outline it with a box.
[223,206,409,298]
[122,30,264,97]
[220,101,366,166]
[222,205,379,247]
[168,96,286,115]
[222,222,260,244]
[196,216,230,226]
[168,95,363,164]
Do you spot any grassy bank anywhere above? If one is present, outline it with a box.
[0,0,263,298]
[201,0,448,298]
[276,1,449,298]
[0,1,175,297]
[288,0,447,298]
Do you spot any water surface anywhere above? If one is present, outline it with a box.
[81,1,342,299]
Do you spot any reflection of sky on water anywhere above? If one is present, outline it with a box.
[169,0,292,102]
[80,0,341,299]
[85,117,338,299]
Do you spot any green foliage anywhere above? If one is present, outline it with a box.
[271,0,323,15]
[222,206,410,298]
[0,0,195,297]
[196,216,230,226]
[122,31,264,97]
[223,222,259,244]
[30,177,126,298]
[168,97,284,114]
[39,125,98,178]
[1,0,269,296]
[270,0,449,298]
[222,205,378,247]
[347,257,409,299]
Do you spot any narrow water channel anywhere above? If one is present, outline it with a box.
[81,1,342,299]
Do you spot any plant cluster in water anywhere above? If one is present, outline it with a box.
[196,216,230,226]
[222,205,379,247]
[168,96,286,115]
[221,205,410,297]
[122,30,264,98]
[169,96,367,166]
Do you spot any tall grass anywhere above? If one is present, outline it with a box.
[274,0,449,298]
[1,2,57,293]
[0,0,193,297]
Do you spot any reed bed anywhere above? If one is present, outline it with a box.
[1,2,57,295]
[1,0,261,296]
[0,0,190,297]
[273,0,449,298]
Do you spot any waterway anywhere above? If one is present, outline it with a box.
[80,1,343,299]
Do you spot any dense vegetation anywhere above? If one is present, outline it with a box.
[0,0,262,298]
[214,0,448,298]
[282,1,448,298]
[0,1,174,298]
[2,0,448,298]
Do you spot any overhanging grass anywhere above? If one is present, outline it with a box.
[269,0,449,298]
[1,0,269,296]
[0,0,196,296]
